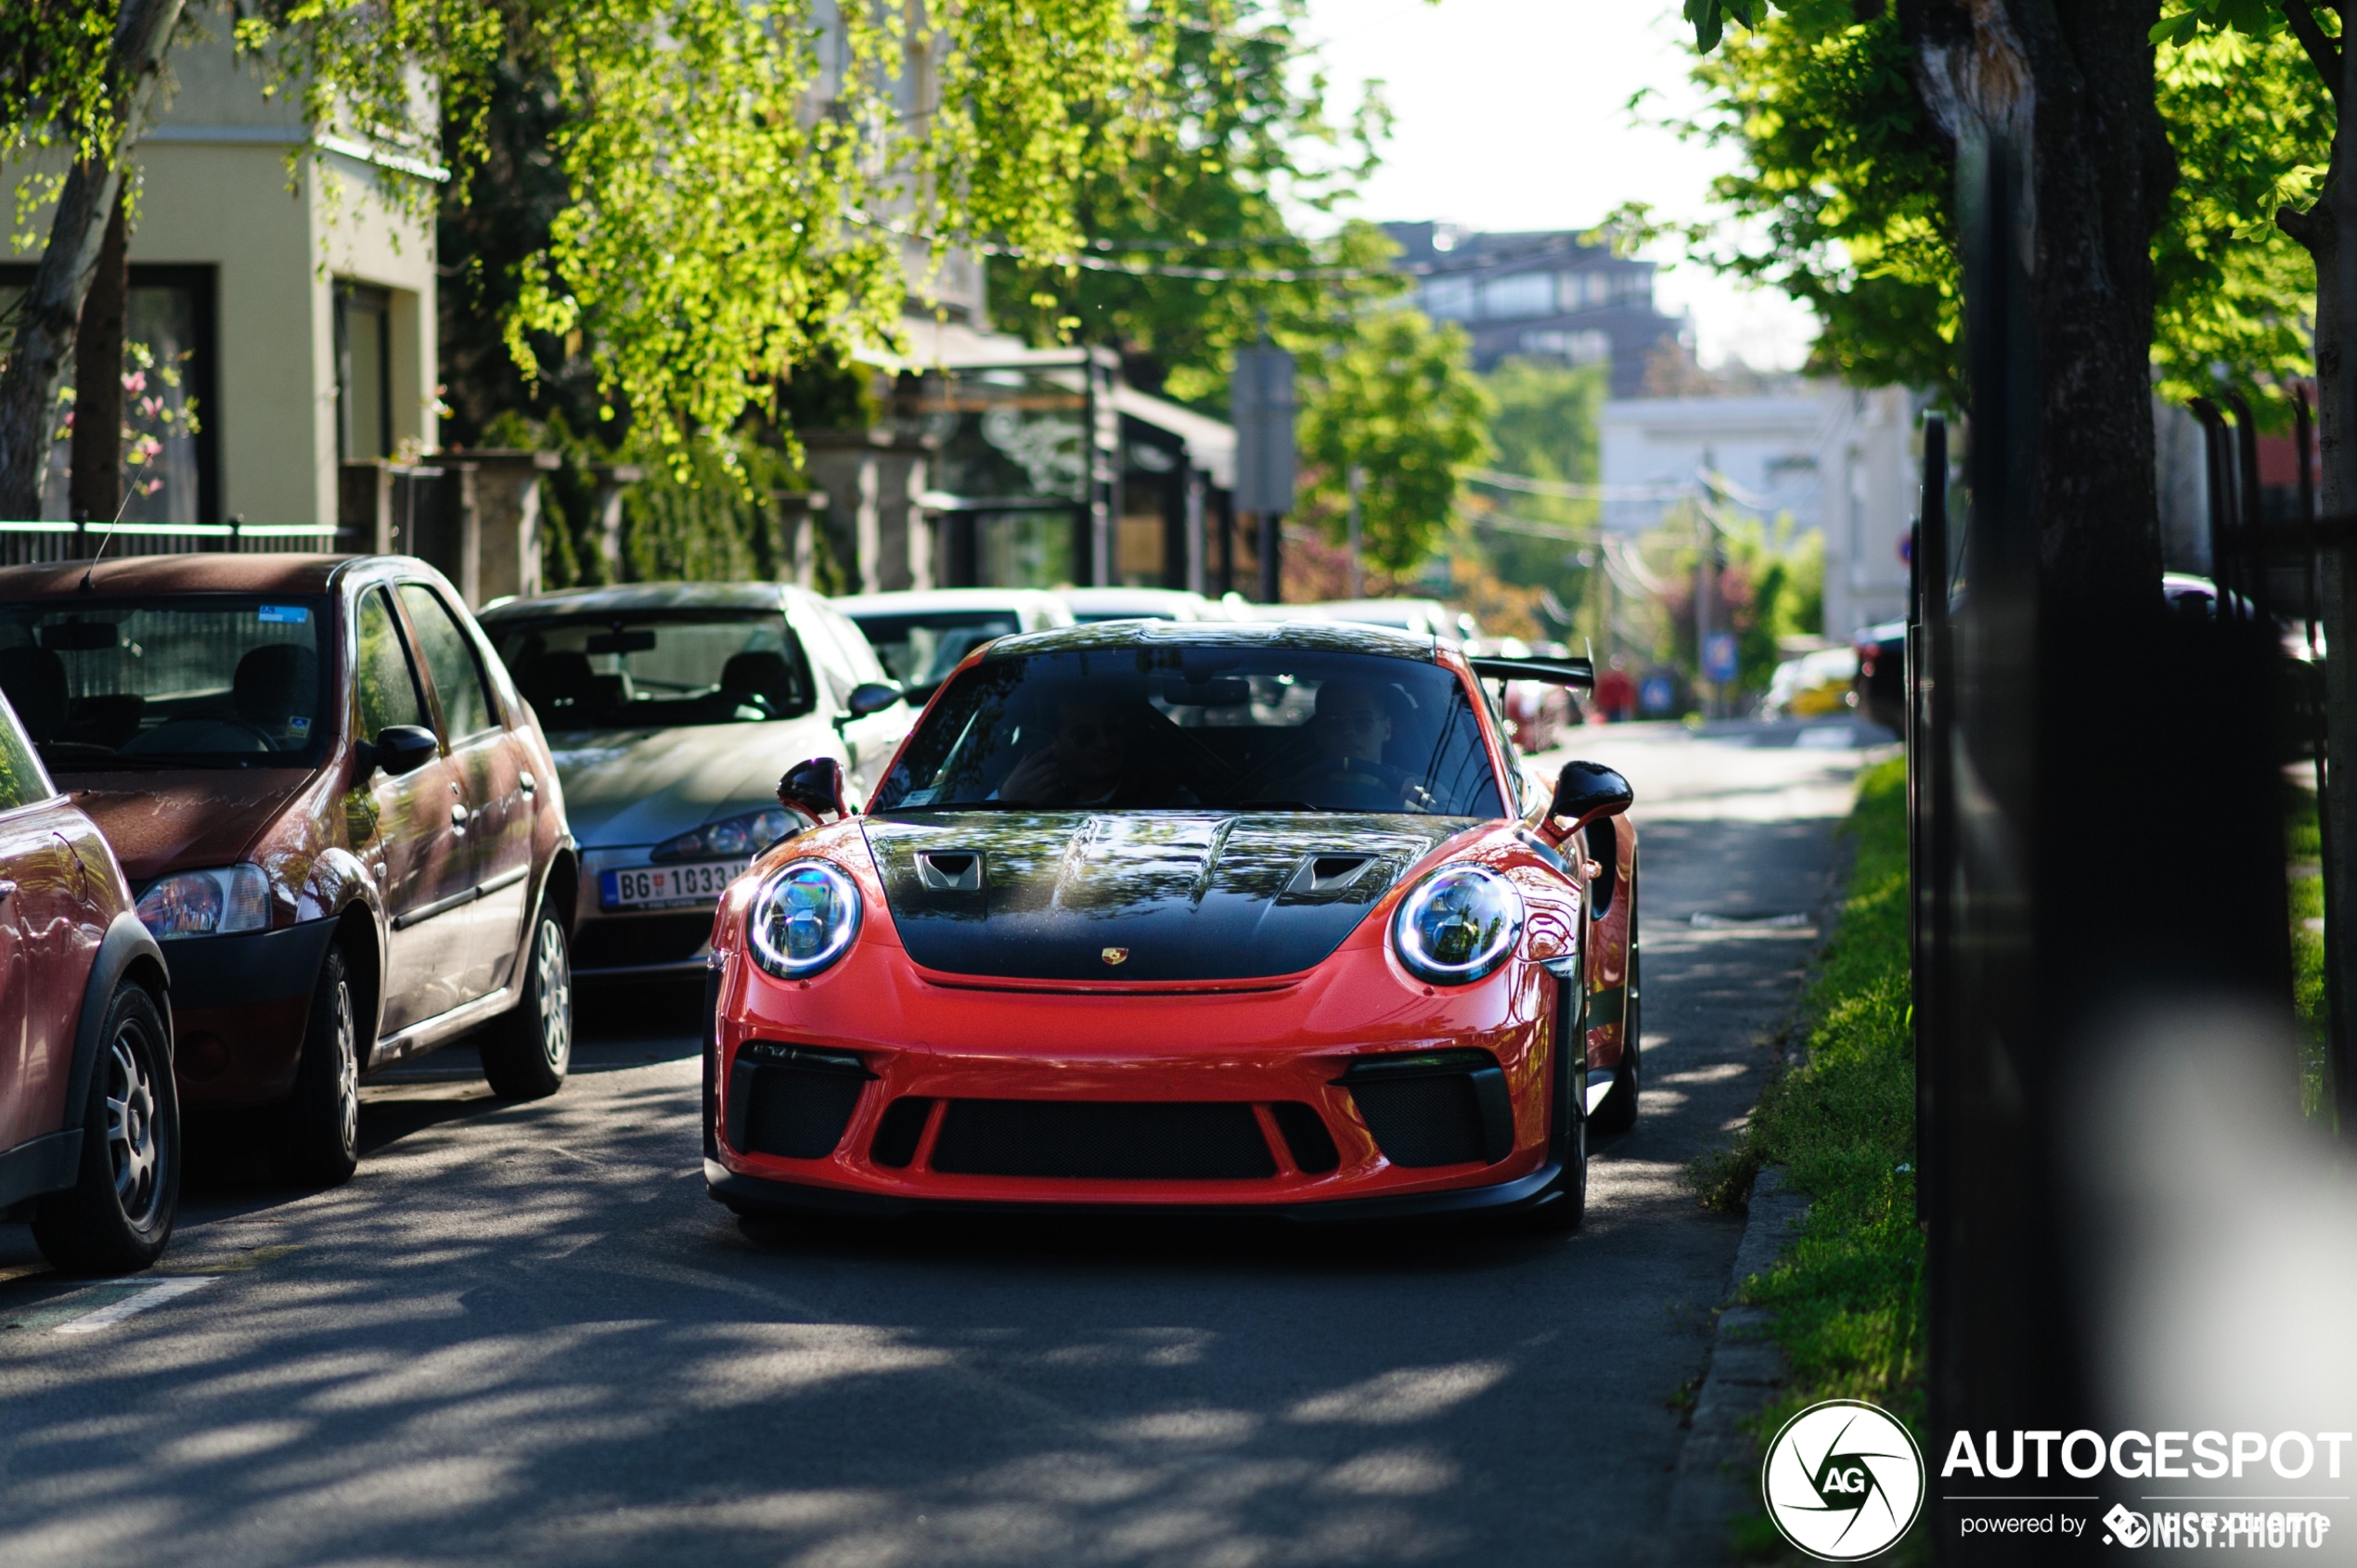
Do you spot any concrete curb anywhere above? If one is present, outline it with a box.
[1665,1166,1811,1559]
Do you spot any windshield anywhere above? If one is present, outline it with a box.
[849,610,1020,690]
[486,610,815,730]
[872,646,1503,816]
[0,596,332,769]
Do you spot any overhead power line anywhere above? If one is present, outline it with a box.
[1465,467,1694,504]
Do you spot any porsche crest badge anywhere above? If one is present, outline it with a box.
[1101,946,1129,966]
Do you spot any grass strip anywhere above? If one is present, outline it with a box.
[1689,755,1925,1561]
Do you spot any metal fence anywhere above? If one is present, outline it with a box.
[0,520,350,566]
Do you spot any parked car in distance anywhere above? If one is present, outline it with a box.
[1467,637,1577,752]
[0,555,579,1189]
[1851,618,1908,735]
[0,690,177,1272]
[1763,646,1860,720]
[1056,587,1223,623]
[479,584,912,980]
[836,588,1075,705]
[1316,598,1482,645]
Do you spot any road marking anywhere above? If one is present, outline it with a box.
[53,1276,216,1335]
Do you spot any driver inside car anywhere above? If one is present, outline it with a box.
[995,688,1195,808]
[1272,679,1435,810]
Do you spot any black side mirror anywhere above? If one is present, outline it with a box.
[779,755,850,822]
[371,725,440,778]
[842,680,904,721]
[1550,760,1632,832]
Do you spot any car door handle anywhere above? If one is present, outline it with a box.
[450,803,470,828]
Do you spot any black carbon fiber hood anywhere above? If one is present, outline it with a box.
[862,811,1453,981]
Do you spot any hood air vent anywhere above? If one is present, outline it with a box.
[1286,854,1378,895]
[915,851,984,892]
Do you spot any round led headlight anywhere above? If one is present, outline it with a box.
[1391,865,1525,985]
[747,860,862,979]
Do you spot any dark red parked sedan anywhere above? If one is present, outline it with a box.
[0,688,178,1272]
[0,555,578,1189]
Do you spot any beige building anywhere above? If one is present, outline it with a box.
[3,33,437,529]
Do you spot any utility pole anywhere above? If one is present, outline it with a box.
[1697,456,1719,718]
[1231,320,1296,605]
[1346,465,1365,599]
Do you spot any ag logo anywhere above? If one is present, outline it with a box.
[1761,1399,1926,1561]
[2104,1504,2150,1548]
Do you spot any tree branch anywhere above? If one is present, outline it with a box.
[2284,0,2342,98]
[0,0,189,520]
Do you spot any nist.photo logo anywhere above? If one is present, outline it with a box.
[1762,1399,1927,1561]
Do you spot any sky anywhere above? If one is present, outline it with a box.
[1292,0,1819,372]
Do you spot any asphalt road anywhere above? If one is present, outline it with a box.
[0,719,1887,1568]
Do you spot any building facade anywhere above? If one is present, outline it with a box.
[1601,385,1918,641]
[3,34,438,530]
[1384,223,1685,399]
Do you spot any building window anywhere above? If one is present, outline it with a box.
[1421,276,1474,321]
[1518,328,1612,366]
[0,263,219,524]
[334,281,393,462]
[1478,272,1554,320]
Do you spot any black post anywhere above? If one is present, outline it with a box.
[1217,492,1235,598]
[1258,511,1282,604]
[1936,132,2075,1563]
[1911,412,1950,1228]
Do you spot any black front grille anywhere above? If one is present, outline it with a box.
[1270,1101,1341,1174]
[930,1100,1278,1180]
[1341,1052,1514,1168]
[869,1098,934,1167]
[727,1044,873,1160]
[574,911,715,970]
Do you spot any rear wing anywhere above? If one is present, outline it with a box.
[1467,655,1594,688]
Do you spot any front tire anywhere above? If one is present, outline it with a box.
[270,946,361,1189]
[33,982,178,1274]
[482,911,572,1100]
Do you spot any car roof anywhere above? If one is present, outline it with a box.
[0,552,364,598]
[478,581,794,620]
[835,588,1074,620]
[981,618,1437,662]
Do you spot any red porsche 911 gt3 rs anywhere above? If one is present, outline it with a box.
[702,620,1640,1231]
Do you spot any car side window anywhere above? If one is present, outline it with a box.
[356,587,431,738]
[397,585,498,740]
[818,603,891,686]
[792,609,859,708]
[1474,676,1526,814]
[0,692,54,811]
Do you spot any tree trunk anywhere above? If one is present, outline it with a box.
[2277,24,2357,1126]
[0,0,189,521]
[69,192,129,525]
[1901,0,2174,605]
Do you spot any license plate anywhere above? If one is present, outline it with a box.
[600,860,747,910]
